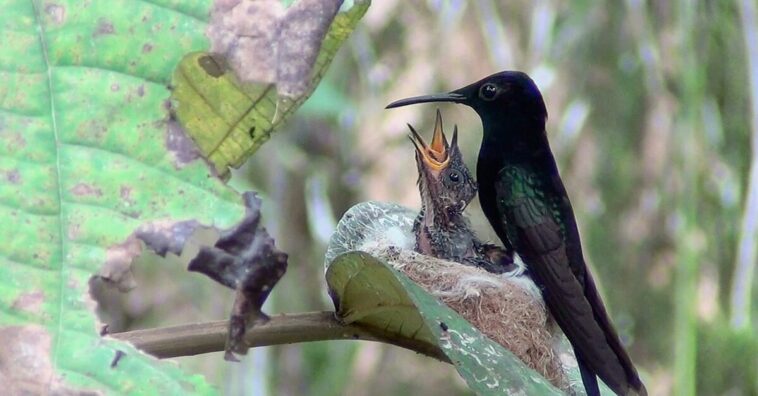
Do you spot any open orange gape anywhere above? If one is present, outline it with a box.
[408,109,453,171]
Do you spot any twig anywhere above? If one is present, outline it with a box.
[110,311,449,363]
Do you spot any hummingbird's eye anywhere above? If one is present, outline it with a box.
[479,83,499,101]
[447,170,461,184]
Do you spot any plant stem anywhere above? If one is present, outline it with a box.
[110,311,449,363]
[731,0,758,330]
[673,2,702,395]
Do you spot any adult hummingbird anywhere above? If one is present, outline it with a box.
[409,109,515,274]
[387,72,646,396]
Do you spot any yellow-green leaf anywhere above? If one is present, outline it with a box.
[171,0,371,175]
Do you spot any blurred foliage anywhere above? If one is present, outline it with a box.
[112,1,758,395]
[696,321,758,395]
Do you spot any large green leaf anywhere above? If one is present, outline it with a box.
[0,0,366,393]
[326,251,562,395]
[0,0,237,393]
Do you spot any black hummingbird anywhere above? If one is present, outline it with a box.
[388,72,646,396]
[409,109,515,274]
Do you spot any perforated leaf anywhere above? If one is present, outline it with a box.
[0,0,366,393]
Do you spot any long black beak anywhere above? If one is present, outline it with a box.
[386,92,466,109]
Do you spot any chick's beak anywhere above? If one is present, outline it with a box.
[408,115,449,172]
[429,109,449,162]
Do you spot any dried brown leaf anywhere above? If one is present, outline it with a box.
[187,192,288,360]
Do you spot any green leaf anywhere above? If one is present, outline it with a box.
[170,0,371,175]
[0,0,281,393]
[326,252,562,395]
[2,0,368,389]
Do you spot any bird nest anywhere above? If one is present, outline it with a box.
[325,201,573,392]
[364,245,570,391]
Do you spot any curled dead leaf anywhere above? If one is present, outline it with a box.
[188,192,288,361]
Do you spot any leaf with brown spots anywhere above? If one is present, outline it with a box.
[171,0,370,175]
[0,37,225,396]
[0,0,312,394]
[1,0,368,392]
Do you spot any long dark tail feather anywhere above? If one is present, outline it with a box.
[582,271,647,396]
[577,352,600,396]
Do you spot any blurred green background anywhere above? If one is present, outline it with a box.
[105,1,758,395]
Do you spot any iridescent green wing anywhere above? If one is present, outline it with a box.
[495,165,632,394]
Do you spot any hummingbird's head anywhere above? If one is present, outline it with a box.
[409,109,477,218]
[387,71,548,132]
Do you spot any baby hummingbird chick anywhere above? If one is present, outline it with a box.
[410,110,515,273]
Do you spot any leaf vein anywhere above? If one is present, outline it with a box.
[29,2,67,388]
